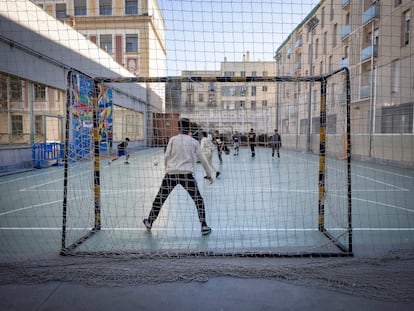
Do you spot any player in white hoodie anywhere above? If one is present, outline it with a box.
[143,118,213,235]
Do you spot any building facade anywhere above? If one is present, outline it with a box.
[178,55,277,138]
[0,0,165,172]
[274,0,414,164]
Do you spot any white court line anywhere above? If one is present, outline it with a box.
[0,227,413,231]
[353,196,414,213]
[353,163,414,180]
[354,174,410,191]
[19,178,63,191]
[0,200,62,216]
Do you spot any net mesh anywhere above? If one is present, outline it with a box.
[0,0,414,299]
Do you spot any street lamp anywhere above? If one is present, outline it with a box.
[306,16,319,152]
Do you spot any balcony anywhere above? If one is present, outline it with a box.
[341,24,350,39]
[294,38,302,49]
[340,57,349,68]
[361,45,378,61]
[363,5,380,24]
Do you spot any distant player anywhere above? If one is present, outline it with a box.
[213,130,224,164]
[232,131,240,156]
[271,129,282,158]
[248,128,256,157]
[201,131,220,178]
[108,137,130,165]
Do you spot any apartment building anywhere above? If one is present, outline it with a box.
[179,55,277,135]
[274,0,413,163]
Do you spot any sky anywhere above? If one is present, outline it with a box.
[158,0,319,75]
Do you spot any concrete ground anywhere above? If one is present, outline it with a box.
[1,277,414,311]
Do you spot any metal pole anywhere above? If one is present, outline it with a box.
[369,21,375,158]
[305,16,319,152]
[92,79,101,231]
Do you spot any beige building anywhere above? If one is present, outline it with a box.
[274,0,413,164]
[36,0,167,111]
[180,55,278,136]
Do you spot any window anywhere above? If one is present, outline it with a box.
[403,10,410,46]
[262,100,268,107]
[315,38,319,58]
[323,32,327,54]
[395,0,402,7]
[333,23,337,47]
[224,71,234,77]
[330,0,334,21]
[239,86,247,96]
[237,101,245,109]
[126,34,138,52]
[56,3,67,19]
[125,0,138,15]
[0,76,7,107]
[251,71,257,77]
[381,103,413,133]
[262,71,268,77]
[198,93,203,102]
[240,71,246,77]
[35,115,43,135]
[251,101,256,110]
[251,86,256,96]
[11,115,23,135]
[99,0,112,16]
[10,77,22,101]
[33,83,46,101]
[100,34,112,53]
[74,0,87,16]
[321,7,325,28]
[262,85,268,92]
[391,59,400,93]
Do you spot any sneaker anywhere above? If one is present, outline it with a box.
[143,218,152,230]
[124,161,129,165]
[201,225,212,235]
[216,171,220,178]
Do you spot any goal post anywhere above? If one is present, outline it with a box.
[61,67,352,257]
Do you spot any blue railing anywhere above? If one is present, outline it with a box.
[363,5,380,24]
[341,24,350,39]
[361,45,378,61]
[32,142,64,169]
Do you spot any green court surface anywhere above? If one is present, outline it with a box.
[1,146,414,261]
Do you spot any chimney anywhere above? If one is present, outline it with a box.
[246,51,250,62]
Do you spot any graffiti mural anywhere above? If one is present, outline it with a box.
[69,73,113,158]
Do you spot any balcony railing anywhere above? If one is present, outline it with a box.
[363,5,380,24]
[341,24,350,39]
[340,57,349,68]
[361,45,378,61]
[294,38,302,49]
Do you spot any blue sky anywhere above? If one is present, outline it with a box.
[158,0,319,75]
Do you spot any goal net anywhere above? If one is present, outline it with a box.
[61,68,351,257]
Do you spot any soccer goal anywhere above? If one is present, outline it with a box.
[60,67,352,257]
